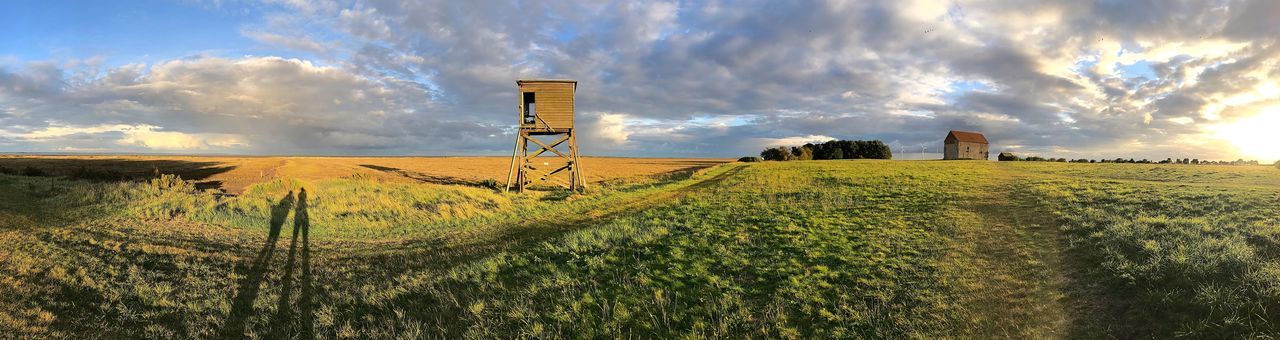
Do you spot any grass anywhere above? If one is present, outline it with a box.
[1032,173,1280,337]
[366,161,966,338]
[0,158,1277,338]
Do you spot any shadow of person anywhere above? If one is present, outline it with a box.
[298,189,314,338]
[220,191,294,338]
[270,188,314,338]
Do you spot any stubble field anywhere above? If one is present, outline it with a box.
[1,156,1278,338]
[0,155,729,194]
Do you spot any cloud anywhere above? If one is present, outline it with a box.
[0,56,506,154]
[582,112,631,145]
[116,125,247,150]
[2,0,1278,161]
[338,6,392,41]
[243,30,335,54]
[4,123,246,151]
[753,135,838,149]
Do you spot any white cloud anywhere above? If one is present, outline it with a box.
[585,112,631,145]
[752,135,837,149]
[117,125,246,150]
[243,30,335,54]
[13,123,247,151]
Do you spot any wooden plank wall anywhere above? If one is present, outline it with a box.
[519,82,575,129]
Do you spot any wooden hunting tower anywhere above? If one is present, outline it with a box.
[505,79,586,192]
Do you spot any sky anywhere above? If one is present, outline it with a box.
[1,0,1278,161]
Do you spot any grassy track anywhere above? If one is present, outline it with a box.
[1,160,1278,338]
[934,167,1076,337]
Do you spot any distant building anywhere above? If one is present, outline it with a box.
[943,130,989,160]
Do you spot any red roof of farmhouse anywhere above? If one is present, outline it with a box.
[946,130,989,144]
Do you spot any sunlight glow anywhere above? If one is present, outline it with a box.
[1210,106,1280,162]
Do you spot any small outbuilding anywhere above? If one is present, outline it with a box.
[943,130,989,160]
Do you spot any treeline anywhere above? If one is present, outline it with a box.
[998,153,1269,166]
[760,140,892,161]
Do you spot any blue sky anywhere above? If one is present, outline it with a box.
[1,0,1278,161]
[2,1,257,64]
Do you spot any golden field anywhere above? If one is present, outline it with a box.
[0,155,729,193]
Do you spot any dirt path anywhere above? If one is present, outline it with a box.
[938,168,1095,338]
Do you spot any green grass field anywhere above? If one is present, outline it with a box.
[2,160,1278,338]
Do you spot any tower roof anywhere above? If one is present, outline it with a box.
[516,79,577,91]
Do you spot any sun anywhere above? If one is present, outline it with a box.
[1209,106,1280,163]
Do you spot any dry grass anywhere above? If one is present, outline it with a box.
[0,155,729,193]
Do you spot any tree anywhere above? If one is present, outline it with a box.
[808,142,834,160]
[838,140,857,159]
[867,141,893,159]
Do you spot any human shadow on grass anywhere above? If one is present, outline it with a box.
[269,188,314,339]
[217,190,312,337]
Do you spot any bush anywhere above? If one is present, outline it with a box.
[21,166,45,177]
[0,166,12,175]
[760,147,793,161]
[998,153,1020,161]
[737,157,762,162]
[1274,161,1279,170]
[147,173,194,193]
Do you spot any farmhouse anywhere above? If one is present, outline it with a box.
[943,130,990,160]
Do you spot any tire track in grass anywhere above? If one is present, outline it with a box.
[336,164,748,277]
[316,164,749,336]
[938,167,1100,338]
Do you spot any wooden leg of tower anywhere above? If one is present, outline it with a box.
[570,131,586,191]
[505,130,521,193]
[518,133,528,192]
[567,133,578,192]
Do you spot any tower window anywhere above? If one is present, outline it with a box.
[522,92,536,124]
